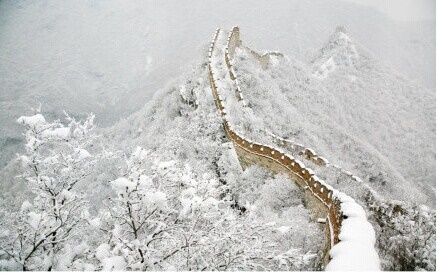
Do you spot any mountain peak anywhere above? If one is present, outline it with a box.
[335,25,347,34]
[328,26,353,46]
[311,26,360,79]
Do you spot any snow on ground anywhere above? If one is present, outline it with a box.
[211,29,384,270]
[230,28,435,207]
[0,0,434,270]
[0,59,324,271]
[0,0,434,170]
[99,61,324,270]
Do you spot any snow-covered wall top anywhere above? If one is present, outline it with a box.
[207,27,380,271]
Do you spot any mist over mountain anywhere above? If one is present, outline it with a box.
[0,0,435,271]
[0,0,434,170]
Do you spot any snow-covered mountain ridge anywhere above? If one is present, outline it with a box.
[211,26,435,270]
[0,21,434,271]
[209,27,382,270]
[311,26,360,79]
[232,26,435,207]
[94,25,434,271]
[95,25,434,270]
[0,47,326,270]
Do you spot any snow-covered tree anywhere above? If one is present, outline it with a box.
[0,109,96,270]
[95,147,320,271]
[97,147,177,270]
[369,199,436,271]
[164,166,319,271]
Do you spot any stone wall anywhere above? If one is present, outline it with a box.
[207,27,379,270]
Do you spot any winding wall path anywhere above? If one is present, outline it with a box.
[207,27,380,271]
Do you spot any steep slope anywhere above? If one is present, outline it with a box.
[99,60,325,270]
[1,0,434,172]
[311,26,359,79]
[0,24,434,270]
[232,27,435,206]
[309,27,435,205]
[225,26,435,271]
[0,58,325,270]
[211,27,384,271]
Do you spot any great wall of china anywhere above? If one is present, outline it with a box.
[207,27,380,270]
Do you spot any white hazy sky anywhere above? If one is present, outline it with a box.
[343,0,435,21]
